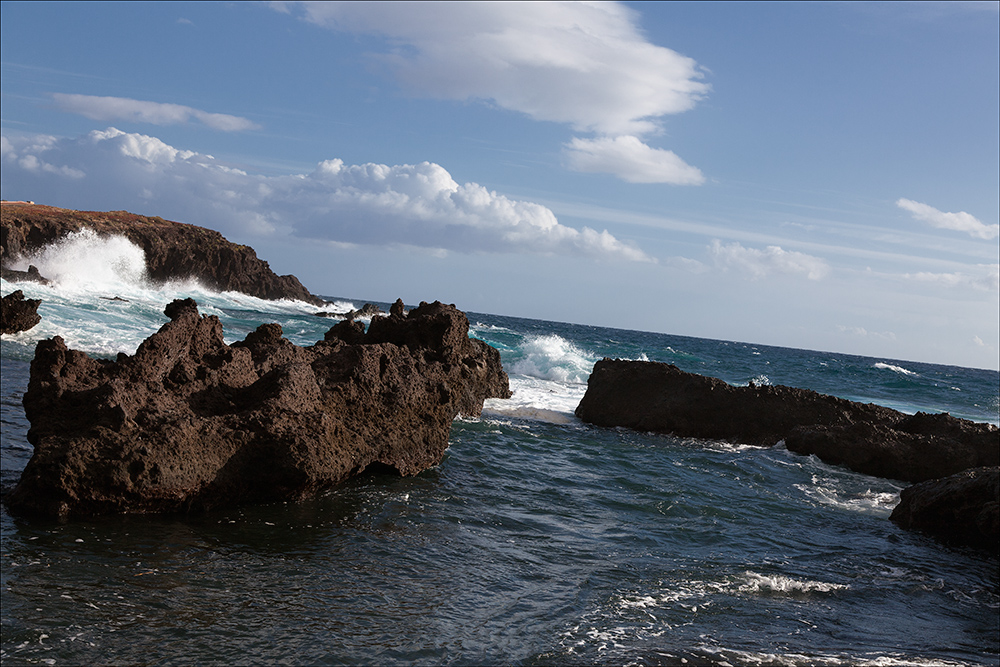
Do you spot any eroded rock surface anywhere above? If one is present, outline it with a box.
[5,298,511,519]
[1,290,42,334]
[575,359,998,483]
[890,467,999,554]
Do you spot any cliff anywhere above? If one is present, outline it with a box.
[1,202,323,305]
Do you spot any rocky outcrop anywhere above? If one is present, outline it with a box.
[4,298,511,520]
[1,290,41,334]
[785,412,999,483]
[890,467,999,554]
[575,359,998,483]
[1,264,49,284]
[1,202,323,305]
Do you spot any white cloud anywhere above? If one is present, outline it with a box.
[903,264,999,292]
[896,198,999,240]
[275,1,707,185]
[52,94,260,132]
[708,240,830,280]
[1,128,651,262]
[564,135,705,185]
[278,2,707,136]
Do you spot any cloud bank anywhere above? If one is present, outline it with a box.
[275,1,708,185]
[709,240,831,280]
[896,198,998,240]
[52,94,260,132]
[1,128,651,262]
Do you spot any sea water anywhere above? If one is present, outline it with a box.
[1,233,998,666]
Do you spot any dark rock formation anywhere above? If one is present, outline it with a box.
[1,264,49,285]
[890,467,999,554]
[575,359,998,482]
[1,202,323,305]
[1,290,42,334]
[4,298,511,520]
[785,412,999,483]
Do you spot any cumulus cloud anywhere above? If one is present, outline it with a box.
[1,128,651,262]
[708,240,830,280]
[564,135,704,185]
[52,94,260,132]
[896,198,998,240]
[274,1,707,184]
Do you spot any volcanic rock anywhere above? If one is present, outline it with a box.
[4,298,511,520]
[890,466,999,554]
[575,359,998,482]
[1,264,49,285]
[1,290,42,334]
[784,414,999,483]
[1,202,323,305]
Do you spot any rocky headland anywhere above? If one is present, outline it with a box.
[576,358,999,553]
[1,202,323,305]
[4,298,511,520]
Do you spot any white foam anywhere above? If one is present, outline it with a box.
[508,334,596,384]
[736,571,849,595]
[873,362,918,377]
[9,229,149,292]
[794,480,900,516]
[483,375,585,424]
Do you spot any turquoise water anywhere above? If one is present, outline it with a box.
[1,240,998,666]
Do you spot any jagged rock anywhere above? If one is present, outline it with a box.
[1,203,323,305]
[890,467,999,555]
[1,290,42,334]
[1,264,49,285]
[575,359,998,482]
[4,299,511,520]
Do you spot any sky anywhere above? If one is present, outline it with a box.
[1,2,998,370]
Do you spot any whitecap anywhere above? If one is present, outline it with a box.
[736,571,849,596]
[508,334,596,384]
[873,362,919,377]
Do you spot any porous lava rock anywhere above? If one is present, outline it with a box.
[890,466,999,555]
[1,290,42,334]
[1,202,323,304]
[4,298,511,520]
[575,359,998,483]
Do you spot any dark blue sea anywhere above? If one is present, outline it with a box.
[2,232,998,666]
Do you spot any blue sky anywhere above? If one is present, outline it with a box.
[2,1,998,369]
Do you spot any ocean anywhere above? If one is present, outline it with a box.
[1,232,998,666]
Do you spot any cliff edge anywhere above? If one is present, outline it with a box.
[1,202,323,305]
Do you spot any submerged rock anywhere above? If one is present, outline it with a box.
[575,359,998,482]
[1,290,42,334]
[5,298,511,520]
[890,467,999,555]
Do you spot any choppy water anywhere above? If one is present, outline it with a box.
[1,232,998,666]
